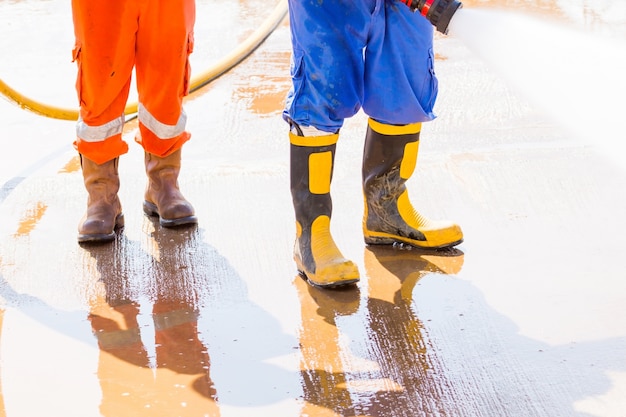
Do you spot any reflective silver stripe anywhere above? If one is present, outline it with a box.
[76,114,124,142]
[94,327,141,349]
[138,102,187,139]
[153,309,199,331]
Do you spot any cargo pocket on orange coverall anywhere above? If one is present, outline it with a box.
[72,42,83,106]
[183,33,194,95]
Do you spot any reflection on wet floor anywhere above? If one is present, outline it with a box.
[296,246,465,416]
[2,0,626,415]
[12,201,47,238]
[231,49,291,117]
[84,223,219,416]
[0,308,5,414]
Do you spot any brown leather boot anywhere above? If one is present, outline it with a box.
[143,149,197,227]
[78,155,124,243]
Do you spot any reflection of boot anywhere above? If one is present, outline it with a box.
[294,275,361,322]
[153,304,217,399]
[362,119,463,249]
[88,300,149,367]
[363,245,464,413]
[293,275,356,415]
[365,245,464,304]
[148,224,218,407]
[143,149,197,227]
[78,155,124,243]
[290,132,359,288]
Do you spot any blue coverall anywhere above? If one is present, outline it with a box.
[283,0,438,133]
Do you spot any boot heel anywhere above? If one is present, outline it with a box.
[143,200,159,217]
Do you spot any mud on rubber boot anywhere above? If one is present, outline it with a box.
[143,149,197,227]
[362,119,463,249]
[78,155,124,243]
[290,132,360,288]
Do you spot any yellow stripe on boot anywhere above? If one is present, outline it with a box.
[294,215,360,287]
[364,191,463,248]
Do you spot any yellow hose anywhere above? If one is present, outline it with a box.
[0,0,288,121]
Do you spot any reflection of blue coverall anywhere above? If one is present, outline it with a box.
[285,0,463,288]
[283,0,437,132]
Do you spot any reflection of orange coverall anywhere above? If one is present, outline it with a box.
[71,0,195,164]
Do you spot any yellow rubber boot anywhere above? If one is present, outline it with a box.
[290,132,360,288]
[362,119,463,249]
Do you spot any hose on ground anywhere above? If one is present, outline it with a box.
[0,0,288,121]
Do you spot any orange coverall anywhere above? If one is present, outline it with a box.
[71,0,196,165]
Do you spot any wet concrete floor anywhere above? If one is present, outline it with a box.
[1,0,625,416]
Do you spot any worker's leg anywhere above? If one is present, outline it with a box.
[135,0,197,227]
[361,5,462,248]
[71,0,137,242]
[283,0,378,286]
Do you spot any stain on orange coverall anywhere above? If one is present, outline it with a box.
[71,0,195,164]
